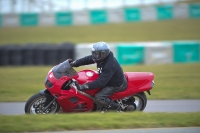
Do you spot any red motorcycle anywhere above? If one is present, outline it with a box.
[25,60,155,114]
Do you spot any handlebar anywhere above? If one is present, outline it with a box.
[70,79,81,94]
[70,79,95,101]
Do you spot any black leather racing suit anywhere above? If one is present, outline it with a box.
[73,52,128,109]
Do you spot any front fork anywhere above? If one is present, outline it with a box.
[39,89,57,112]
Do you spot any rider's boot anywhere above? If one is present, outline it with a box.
[107,101,123,112]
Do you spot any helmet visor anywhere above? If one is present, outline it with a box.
[92,51,101,61]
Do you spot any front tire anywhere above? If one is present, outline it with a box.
[24,92,60,114]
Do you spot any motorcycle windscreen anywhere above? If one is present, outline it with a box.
[52,60,78,79]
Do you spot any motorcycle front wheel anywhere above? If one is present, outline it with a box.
[24,92,60,114]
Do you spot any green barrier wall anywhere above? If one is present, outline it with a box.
[20,13,38,26]
[1,3,200,27]
[0,14,2,27]
[90,10,107,24]
[173,42,200,63]
[124,8,141,22]
[55,12,73,26]
[157,5,173,20]
[75,41,200,66]
[117,45,144,65]
[189,3,200,18]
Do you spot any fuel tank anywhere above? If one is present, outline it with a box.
[76,69,99,84]
[75,69,100,96]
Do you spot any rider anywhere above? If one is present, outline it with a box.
[68,42,128,111]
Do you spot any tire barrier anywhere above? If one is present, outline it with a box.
[0,45,10,66]
[1,41,199,66]
[21,44,36,65]
[0,42,75,66]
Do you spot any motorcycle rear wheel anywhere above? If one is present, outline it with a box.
[24,92,60,114]
[132,92,147,111]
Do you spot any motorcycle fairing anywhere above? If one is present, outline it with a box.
[56,89,94,112]
[44,60,154,112]
[110,72,154,100]
[75,70,154,100]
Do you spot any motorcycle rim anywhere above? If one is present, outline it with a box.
[132,92,147,111]
[25,93,60,114]
[30,97,58,114]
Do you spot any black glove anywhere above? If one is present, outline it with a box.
[67,58,76,67]
[77,83,89,91]
[68,58,73,63]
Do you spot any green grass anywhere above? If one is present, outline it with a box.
[0,19,200,45]
[123,63,200,99]
[0,63,200,102]
[0,112,199,132]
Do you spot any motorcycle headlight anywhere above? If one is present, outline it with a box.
[45,80,53,88]
[44,76,53,88]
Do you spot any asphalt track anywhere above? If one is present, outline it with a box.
[0,100,200,115]
[32,127,200,133]
[1,100,200,133]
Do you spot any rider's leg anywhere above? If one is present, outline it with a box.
[95,86,120,110]
[94,76,128,111]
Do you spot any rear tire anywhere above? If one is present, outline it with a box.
[132,92,147,111]
[24,92,60,114]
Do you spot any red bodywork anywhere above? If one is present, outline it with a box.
[46,69,154,112]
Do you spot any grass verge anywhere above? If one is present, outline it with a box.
[0,63,200,101]
[0,19,200,45]
[0,112,200,132]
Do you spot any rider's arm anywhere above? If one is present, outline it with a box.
[87,66,116,89]
[73,55,95,67]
